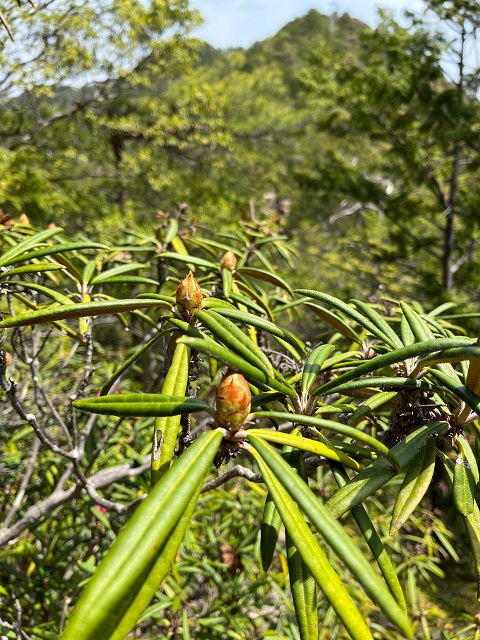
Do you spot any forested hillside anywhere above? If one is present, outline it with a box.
[1,3,479,305]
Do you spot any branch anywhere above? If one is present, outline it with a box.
[0,458,150,549]
[201,465,262,493]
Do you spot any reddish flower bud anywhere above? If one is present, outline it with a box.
[216,371,251,431]
[176,271,202,320]
[220,250,236,271]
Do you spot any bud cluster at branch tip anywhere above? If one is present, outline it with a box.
[176,271,203,321]
[220,250,236,272]
[215,370,251,432]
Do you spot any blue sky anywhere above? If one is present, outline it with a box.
[188,0,426,49]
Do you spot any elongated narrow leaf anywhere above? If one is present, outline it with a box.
[230,289,272,319]
[153,342,191,482]
[400,315,415,346]
[0,298,167,328]
[73,394,210,417]
[0,263,65,278]
[401,301,461,381]
[453,453,475,515]
[195,309,274,378]
[202,297,237,310]
[429,368,480,415]
[351,392,398,425]
[351,299,403,349]
[296,289,393,345]
[249,428,361,471]
[212,307,305,354]
[1,241,109,267]
[284,450,318,640]
[91,263,147,285]
[466,337,480,397]
[301,344,335,395]
[249,446,374,640]
[111,489,198,640]
[325,421,448,519]
[165,219,179,244]
[324,377,440,396]
[177,337,296,396]
[252,412,396,466]
[60,429,222,640]
[221,268,233,298]
[238,267,293,295]
[390,437,436,535]
[413,347,480,374]
[305,303,361,343]
[315,338,473,396]
[330,462,407,613]
[0,227,61,267]
[6,280,72,305]
[261,492,283,572]
[458,434,479,484]
[438,451,480,600]
[249,436,412,638]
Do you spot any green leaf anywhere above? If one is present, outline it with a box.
[221,267,233,298]
[296,289,393,344]
[350,391,398,425]
[165,219,179,244]
[237,267,293,296]
[195,309,274,378]
[249,445,374,640]
[330,462,407,613]
[261,492,282,572]
[248,435,412,638]
[0,228,61,267]
[177,336,296,396]
[5,281,72,305]
[428,368,480,415]
[325,421,448,519]
[0,263,66,278]
[0,298,167,328]
[252,412,397,466]
[284,451,319,640]
[453,452,475,516]
[73,394,210,418]
[211,307,306,354]
[0,240,109,267]
[91,263,147,285]
[315,338,473,396]
[60,429,222,640]
[301,344,336,395]
[390,437,436,535]
[304,303,361,343]
[322,377,439,395]
[153,342,191,483]
[351,299,403,348]
[249,428,362,471]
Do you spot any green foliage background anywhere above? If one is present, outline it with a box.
[1,1,480,639]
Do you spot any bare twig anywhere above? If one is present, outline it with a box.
[3,437,41,528]
[201,465,262,493]
[0,458,150,549]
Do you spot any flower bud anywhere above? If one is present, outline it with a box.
[216,371,251,431]
[176,271,202,320]
[220,250,236,272]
